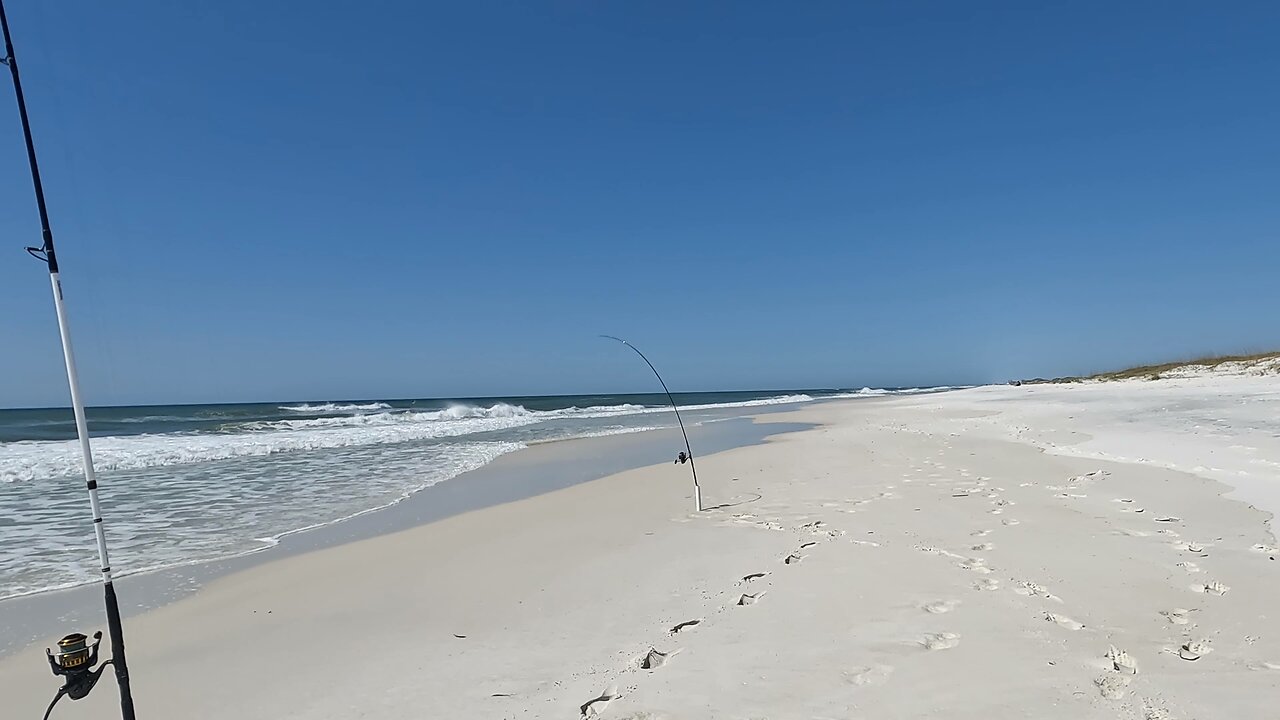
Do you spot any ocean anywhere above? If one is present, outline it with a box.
[0,388,948,599]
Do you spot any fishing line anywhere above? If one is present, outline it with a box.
[601,335,703,512]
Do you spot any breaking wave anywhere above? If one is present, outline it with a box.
[2,394,819,483]
[279,402,393,414]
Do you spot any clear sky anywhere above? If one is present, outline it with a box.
[1,2,1277,407]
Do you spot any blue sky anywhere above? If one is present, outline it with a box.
[1,2,1277,407]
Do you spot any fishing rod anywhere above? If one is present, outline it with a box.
[0,3,138,718]
[601,335,702,511]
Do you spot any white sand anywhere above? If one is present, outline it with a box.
[3,376,1280,719]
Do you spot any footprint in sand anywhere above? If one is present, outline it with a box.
[638,647,672,670]
[1194,581,1230,596]
[971,529,992,537]
[1247,661,1280,671]
[737,592,764,606]
[580,686,620,718]
[1014,581,1062,602]
[669,619,701,634]
[1095,672,1132,699]
[988,508,1004,515]
[783,552,803,565]
[1043,612,1084,630]
[1177,639,1212,661]
[801,521,845,539]
[740,572,768,584]
[1176,561,1201,573]
[917,545,962,559]
[922,599,960,614]
[734,519,785,532]
[1014,581,1043,596]
[1160,608,1193,625]
[1071,470,1111,484]
[920,632,961,650]
[958,558,993,574]
[973,578,1001,591]
[844,664,894,686]
[971,542,994,551]
[1002,518,1021,526]
[1106,645,1138,674]
[1251,543,1279,555]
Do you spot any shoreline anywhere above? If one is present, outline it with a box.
[0,407,815,656]
[3,383,1278,718]
[0,390,870,605]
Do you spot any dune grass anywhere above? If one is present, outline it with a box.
[1091,351,1280,381]
[1018,350,1280,385]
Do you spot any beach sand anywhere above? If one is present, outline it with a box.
[3,379,1279,719]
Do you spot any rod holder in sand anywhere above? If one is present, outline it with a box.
[601,336,703,512]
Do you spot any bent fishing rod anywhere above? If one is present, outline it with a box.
[0,2,138,718]
[601,335,703,511]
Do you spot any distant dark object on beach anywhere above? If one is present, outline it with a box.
[1013,376,1082,386]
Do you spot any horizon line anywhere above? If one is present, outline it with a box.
[0,384,948,413]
